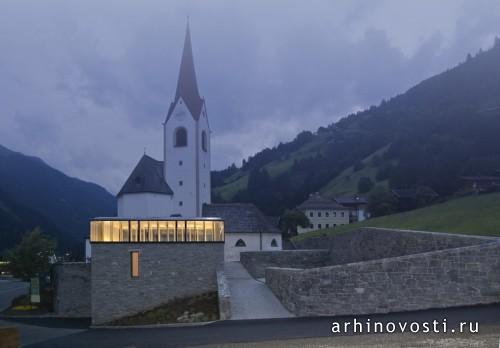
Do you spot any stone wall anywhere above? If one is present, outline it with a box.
[240,250,330,279]
[216,270,231,320]
[294,227,495,265]
[266,240,500,316]
[91,243,223,325]
[53,262,91,317]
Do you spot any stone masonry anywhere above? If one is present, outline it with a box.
[53,262,91,317]
[293,227,495,265]
[266,240,500,316]
[216,270,231,320]
[240,250,330,279]
[91,243,223,324]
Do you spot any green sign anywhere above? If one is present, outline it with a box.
[30,277,40,303]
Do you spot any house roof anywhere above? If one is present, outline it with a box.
[166,23,204,122]
[117,155,173,197]
[334,195,368,205]
[202,203,281,234]
[391,187,438,199]
[460,176,500,182]
[297,193,347,210]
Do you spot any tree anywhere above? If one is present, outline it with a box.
[279,210,310,239]
[358,176,374,193]
[367,186,398,217]
[7,228,56,280]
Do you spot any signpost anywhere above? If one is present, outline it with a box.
[30,276,40,304]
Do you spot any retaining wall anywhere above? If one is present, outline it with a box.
[53,262,91,317]
[266,240,500,316]
[293,227,495,265]
[240,249,330,279]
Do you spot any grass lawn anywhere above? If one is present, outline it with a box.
[293,192,500,241]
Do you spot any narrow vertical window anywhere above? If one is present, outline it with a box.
[130,251,139,278]
[201,131,208,152]
[174,127,187,147]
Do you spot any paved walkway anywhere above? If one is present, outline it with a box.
[223,262,293,320]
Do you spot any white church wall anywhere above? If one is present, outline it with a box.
[197,108,211,212]
[117,193,174,218]
[164,99,198,217]
[225,233,260,262]
[261,232,283,251]
[224,232,282,262]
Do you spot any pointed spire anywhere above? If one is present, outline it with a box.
[170,21,204,120]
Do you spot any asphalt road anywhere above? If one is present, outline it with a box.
[16,302,500,348]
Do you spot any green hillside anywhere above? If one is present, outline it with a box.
[320,146,391,197]
[212,40,500,216]
[293,192,500,241]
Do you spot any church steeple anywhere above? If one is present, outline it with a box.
[167,22,204,121]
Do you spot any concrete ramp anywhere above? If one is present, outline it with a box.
[223,262,293,320]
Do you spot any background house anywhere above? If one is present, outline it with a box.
[296,193,349,234]
[334,195,369,223]
[460,176,500,194]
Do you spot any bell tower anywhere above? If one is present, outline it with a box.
[163,23,211,217]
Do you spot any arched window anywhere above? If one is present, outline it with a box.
[201,131,208,152]
[235,239,246,247]
[271,238,278,247]
[174,127,187,147]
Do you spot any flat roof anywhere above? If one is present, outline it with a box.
[91,217,223,221]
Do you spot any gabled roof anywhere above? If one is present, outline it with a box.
[117,155,173,197]
[297,193,347,210]
[202,203,280,234]
[391,187,438,199]
[334,195,368,205]
[166,23,204,122]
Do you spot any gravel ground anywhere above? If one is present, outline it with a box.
[193,324,500,348]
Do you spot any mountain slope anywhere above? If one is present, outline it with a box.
[0,186,66,255]
[0,144,116,254]
[293,192,500,241]
[212,39,500,215]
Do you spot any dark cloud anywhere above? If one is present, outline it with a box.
[1,0,500,193]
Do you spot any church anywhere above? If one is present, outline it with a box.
[83,24,281,324]
[117,24,210,218]
[111,23,282,262]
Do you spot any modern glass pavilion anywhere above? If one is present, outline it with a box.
[90,217,224,243]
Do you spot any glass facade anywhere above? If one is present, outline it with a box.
[90,219,224,243]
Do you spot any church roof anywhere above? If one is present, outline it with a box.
[202,203,281,234]
[117,155,173,197]
[166,23,204,122]
[297,193,347,210]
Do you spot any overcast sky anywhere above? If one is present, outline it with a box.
[1,0,500,193]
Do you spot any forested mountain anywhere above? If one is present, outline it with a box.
[0,144,116,255]
[212,39,500,215]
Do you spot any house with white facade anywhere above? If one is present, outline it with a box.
[296,193,350,234]
[334,195,369,223]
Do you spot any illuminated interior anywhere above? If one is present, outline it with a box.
[90,218,224,242]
